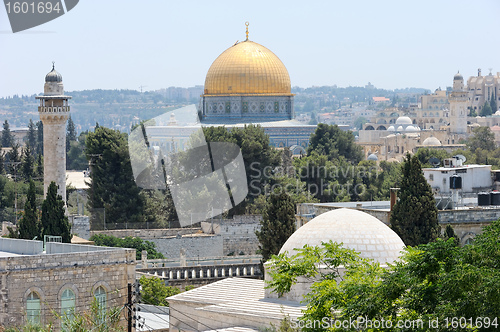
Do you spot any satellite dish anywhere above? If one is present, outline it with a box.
[454,154,467,163]
[429,157,440,167]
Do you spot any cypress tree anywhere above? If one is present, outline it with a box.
[18,180,40,240]
[27,119,37,151]
[36,154,43,179]
[490,92,497,114]
[481,101,492,116]
[66,116,77,152]
[390,153,439,246]
[41,181,71,243]
[36,121,43,155]
[1,120,14,148]
[255,191,296,263]
[21,144,35,181]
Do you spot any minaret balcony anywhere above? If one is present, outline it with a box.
[38,106,70,113]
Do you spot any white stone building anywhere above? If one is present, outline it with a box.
[167,208,405,331]
[423,163,493,194]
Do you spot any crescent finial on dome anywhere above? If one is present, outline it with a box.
[245,21,249,41]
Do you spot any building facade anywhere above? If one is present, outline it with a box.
[0,237,135,328]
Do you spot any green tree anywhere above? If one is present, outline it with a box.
[2,120,14,147]
[66,115,77,152]
[443,224,459,245]
[41,181,71,243]
[390,153,439,246]
[255,191,296,263]
[307,123,363,164]
[490,92,497,114]
[481,100,492,116]
[89,233,164,260]
[196,125,281,214]
[6,144,21,175]
[36,120,43,155]
[27,119,37,151]
[17,180,40,240]
[0,150,4,174]
[85,126,145,226]
[67,131,88,170]
[36,154,43,179]
[468,126,496,152]
[21,143,35,181]
[139,276,181,306]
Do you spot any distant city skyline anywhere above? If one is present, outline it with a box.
[1,0,499,98]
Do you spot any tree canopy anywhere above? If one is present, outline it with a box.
[307,123,363,164]
[467,126,496,152]
[41,181,71,243]
[85,126,146,227]
[17,180,40,240]
[255,191,296,263]
[390,153,439,246]
[89,233,164,260]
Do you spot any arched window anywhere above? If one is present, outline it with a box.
[61,289,76,318]
[27,292,41,324]
[94,286,107,320]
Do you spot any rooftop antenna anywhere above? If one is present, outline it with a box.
[429,157,440,168]
[245,21,249,41]
[139,85,147,93]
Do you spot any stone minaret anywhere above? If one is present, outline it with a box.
[449,72,468,134]
[35,63,71,203]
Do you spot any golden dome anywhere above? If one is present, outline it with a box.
[204,40,292,96]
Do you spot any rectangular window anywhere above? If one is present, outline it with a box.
[429,174,434,181]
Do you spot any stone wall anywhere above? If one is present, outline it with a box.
[0,241,135,328]
[90,227,200,239]
[218,215,261,256]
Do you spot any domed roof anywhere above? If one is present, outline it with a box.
[204,40,291,95]
[405,125,417,132]
[395,116,412,125]
[45,63,62,83]
[279,208,405,264]
[367,153,378,161]
[454,72,463,80]
[397,125,404,132]
[422,136,442,146]
[387,125,395,131]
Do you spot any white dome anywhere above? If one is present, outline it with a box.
[387,125,395,131]
[367,153,378,161]
[422,136,442,146]
[397,125,404,132]
[279,208,405,264]
[396,116,412,125]
[406,125,417,132]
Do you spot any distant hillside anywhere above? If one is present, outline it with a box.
[0,85,431,133]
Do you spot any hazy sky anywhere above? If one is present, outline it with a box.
[1,0,499,98]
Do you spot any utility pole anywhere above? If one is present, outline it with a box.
[127,283,133,332]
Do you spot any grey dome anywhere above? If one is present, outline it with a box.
[279,208,405,264]
[45,64,62,83]
[367,153,378,161]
